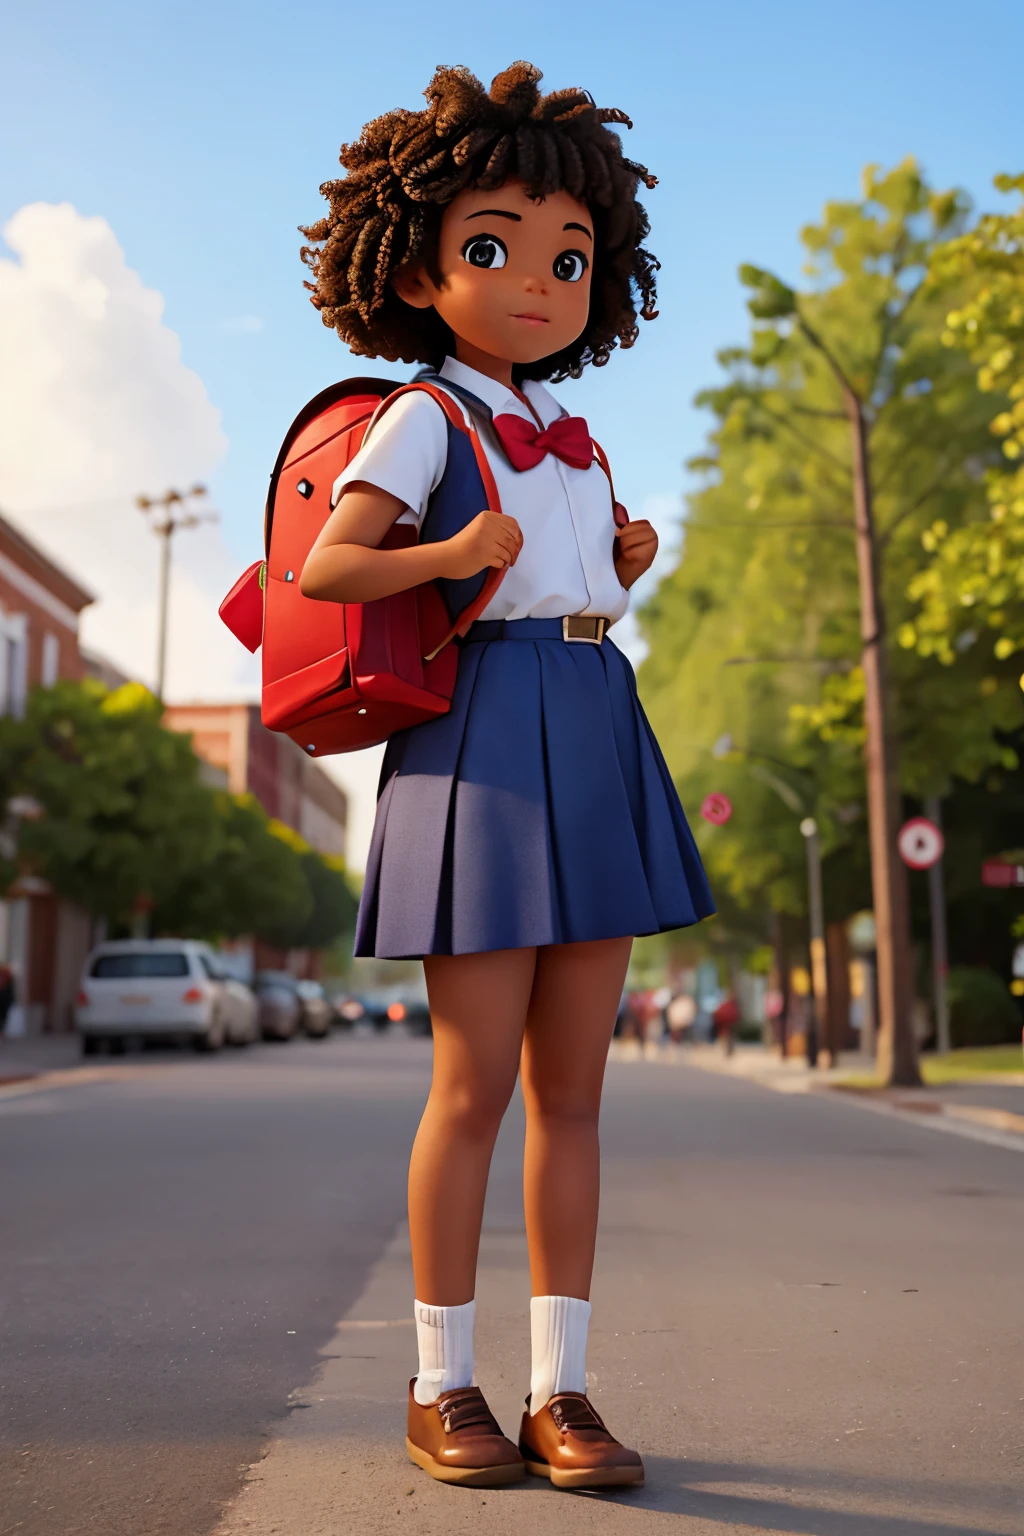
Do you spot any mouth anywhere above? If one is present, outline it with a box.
[510,312,549,327]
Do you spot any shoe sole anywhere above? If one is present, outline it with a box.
[406,1437,526,1487]
[524,1457,644,1490]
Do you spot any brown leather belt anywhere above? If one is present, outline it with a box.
[463,617,612,645]
[562,615,610,644]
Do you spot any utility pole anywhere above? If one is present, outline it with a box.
[792,315,920,1089]
[137,486,218,701]
[923,794,950,1055]
[840,388,919,1086]
[712,734,827,1068]
[800,817,827,1067]
[740,268,921,1088]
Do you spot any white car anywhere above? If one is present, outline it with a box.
[76,940,259,1055]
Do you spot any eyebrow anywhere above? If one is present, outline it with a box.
[564,222,593,240]
[464,209,522,222]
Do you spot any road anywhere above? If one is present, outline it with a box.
[1,1035,1021,1536]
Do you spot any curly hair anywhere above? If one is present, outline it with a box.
[299,61,659,381]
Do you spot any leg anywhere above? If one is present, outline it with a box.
[516,936,644,1489]
[520,936,632,1300]
[405,952,533,1483]
[410,947,537,1304]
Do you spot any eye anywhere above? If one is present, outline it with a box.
[461,234,508,270]
[553,249,589,283]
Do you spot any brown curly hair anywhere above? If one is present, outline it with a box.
[299,62,659,382]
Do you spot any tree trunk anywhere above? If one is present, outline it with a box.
[771,911,789,1057]
[825,920,853,1057]
[845,394,920,1087]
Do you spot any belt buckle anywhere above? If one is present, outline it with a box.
[562,616,607,645]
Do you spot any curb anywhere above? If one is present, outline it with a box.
[640,1046,1024,1156]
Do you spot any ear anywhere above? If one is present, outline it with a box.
[392,264,436,311]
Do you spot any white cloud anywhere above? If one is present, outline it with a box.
[0,201,257,702]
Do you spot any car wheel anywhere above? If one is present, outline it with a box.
[81,1035,99,1057]
[108,1036,126,1056]
[193,1017,225,1053]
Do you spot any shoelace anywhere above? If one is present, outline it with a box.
[549,1397,611,1436]
[440,1391,501,1436]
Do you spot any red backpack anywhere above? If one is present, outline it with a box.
[218,378,507,757]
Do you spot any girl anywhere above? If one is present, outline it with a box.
[300,62,713,1491]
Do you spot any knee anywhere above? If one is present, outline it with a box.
[431,1075,515,1144]
[523,1080,600,1132]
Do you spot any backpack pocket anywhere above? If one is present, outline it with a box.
[218,561,265,653]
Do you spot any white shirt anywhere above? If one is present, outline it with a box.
[332,356,629,624]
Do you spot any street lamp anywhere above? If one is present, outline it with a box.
[800,816,827,1068]
[712,735,829,1065]
[137,485,219,700]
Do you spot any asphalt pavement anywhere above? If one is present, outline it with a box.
[2,1035,1022,1536]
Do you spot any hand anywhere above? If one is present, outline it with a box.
[438,511,523,580]
[614,519,658,589]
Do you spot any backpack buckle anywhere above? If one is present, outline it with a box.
[562,616,608,644]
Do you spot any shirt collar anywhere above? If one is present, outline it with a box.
[438,356,561,425]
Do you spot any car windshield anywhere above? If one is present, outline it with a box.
[91,953,190,979]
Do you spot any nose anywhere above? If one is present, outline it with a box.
[522,271,549,295]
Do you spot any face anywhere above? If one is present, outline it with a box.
[393,179,595,367]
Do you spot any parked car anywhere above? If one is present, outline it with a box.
[253,971,302,1041]
[76,940,258,1054]
[332,993,369,1027]
[296,979,332,1038]
[367,990,432,1036]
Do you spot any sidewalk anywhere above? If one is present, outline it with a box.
[612,1039,1024,1152]
[0,1031,84,1083]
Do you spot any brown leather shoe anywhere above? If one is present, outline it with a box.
[406,1380,525,1486]
[519,1392,644,1489]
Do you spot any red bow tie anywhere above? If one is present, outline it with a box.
[493,412,593,473]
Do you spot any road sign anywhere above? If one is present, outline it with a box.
[701,792,733,826]
[982,859,1024,888]
[897,817,944,870]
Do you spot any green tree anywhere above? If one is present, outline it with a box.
[149,792,313,941]
[255,840,358,952]
[910,173,1024,674]
[0,681,338,949]
[0,680,224,926]
[640,162,1023,1077]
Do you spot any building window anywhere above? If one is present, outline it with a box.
[42,632,60,687]
[0,613,28,718]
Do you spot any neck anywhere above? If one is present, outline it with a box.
[453,338,515,389]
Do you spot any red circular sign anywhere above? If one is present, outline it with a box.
[701,792,733,826]
[897,817,944,870]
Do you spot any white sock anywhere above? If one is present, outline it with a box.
[412,1298,475,1405]
[529,1294,591,1415]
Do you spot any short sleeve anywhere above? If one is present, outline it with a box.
[330,390,449,529]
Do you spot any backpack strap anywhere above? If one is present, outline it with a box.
[368,381,509,659]
[591,439,631,529]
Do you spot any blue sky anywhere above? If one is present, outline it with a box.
[4,0,1021,569]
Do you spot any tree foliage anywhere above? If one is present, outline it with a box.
[639,161,1024,928]
[909,174,1024,672]
[0,680,353,949]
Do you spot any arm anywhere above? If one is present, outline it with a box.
[614,520,659,591]
[300,481,523,604]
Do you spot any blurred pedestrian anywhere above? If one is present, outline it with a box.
[666,990,697,1045]
[0,964,13,1034]
[713,992,740,1056]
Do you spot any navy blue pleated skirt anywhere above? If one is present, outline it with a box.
[354,619,715,958]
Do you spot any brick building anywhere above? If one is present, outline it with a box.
[0,511,96,1033]
[162,703,349,860]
